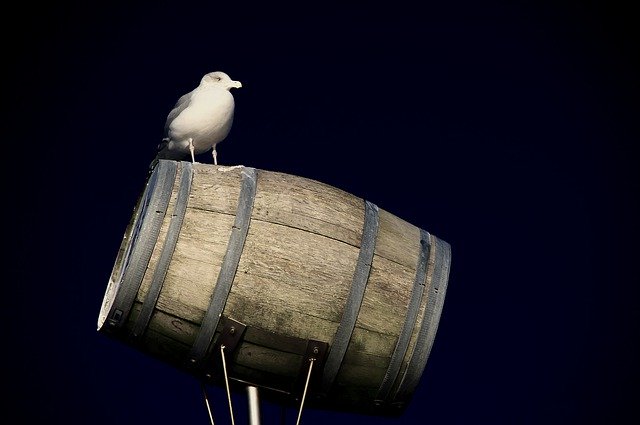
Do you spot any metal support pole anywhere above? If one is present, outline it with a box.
[247,386,261,425]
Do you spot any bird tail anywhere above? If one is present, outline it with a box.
[149,138,190,171]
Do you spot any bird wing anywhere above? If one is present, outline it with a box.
[163,91,193,136]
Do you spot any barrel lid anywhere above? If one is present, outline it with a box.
[97,163,164,331]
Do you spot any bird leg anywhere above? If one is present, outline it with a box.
[188,138,195,163]
[212,146,218,165]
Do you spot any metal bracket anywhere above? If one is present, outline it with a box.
[296,339,329,396]
[203,317,247,381]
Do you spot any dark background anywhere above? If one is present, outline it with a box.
[6,1,639,424]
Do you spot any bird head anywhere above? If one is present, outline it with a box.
[201,71,242,90]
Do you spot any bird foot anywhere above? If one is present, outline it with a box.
[188,138,195,163]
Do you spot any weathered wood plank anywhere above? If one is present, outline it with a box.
[222,292,340,344]
[228,218,359,324]
[241,326,308,354]
[141,330,191,366]
[337,362,386,387]
[345,326,397,359]
[187,164,244,214]
[253,171,365,247]
[375,208,421,269]
[356,256,415,334]
[155,208,236,322]
[146,305,200,346]
[235,342,302,378]
[126,304,192,364]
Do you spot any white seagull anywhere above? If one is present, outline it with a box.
[155,71,242,165]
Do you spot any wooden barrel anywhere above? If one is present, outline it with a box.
[98,160,451,416]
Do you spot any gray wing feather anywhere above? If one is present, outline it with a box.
[163,91,193,136]
[152,91,195,169]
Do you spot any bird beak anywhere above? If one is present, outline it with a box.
[232,81,242,89]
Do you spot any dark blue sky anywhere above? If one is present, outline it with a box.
[7,1,638,424]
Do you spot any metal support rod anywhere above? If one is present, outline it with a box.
[201,382,215,425]
[221,345,236,425]
[247,386,261,425]
[296,359,315,425]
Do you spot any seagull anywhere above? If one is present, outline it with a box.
[154,71,242,166]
